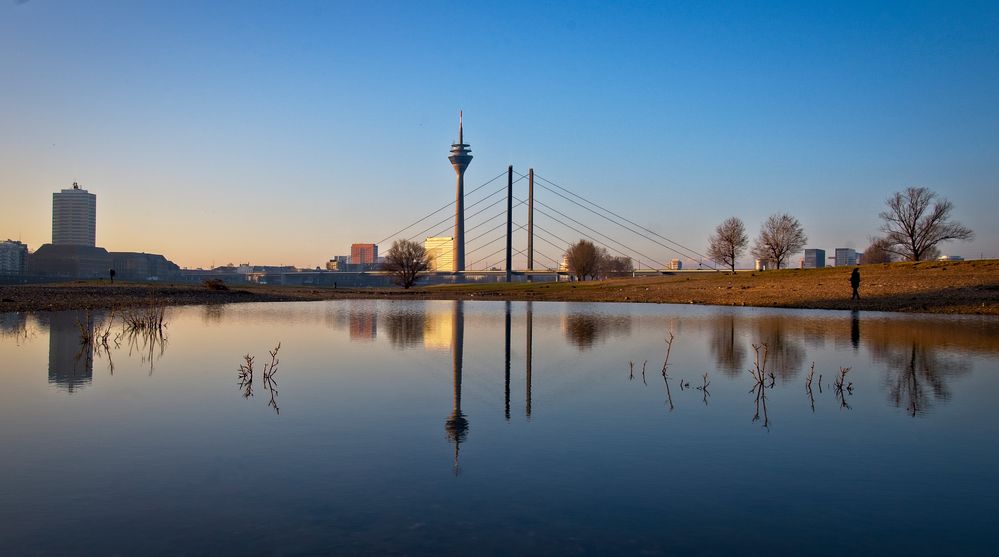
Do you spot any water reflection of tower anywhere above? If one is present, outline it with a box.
[444,301,468,474]
[526,301,533,419]
[448,112,473,272]
[48,311,93,393]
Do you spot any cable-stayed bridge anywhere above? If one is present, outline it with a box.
[377,165,718,279]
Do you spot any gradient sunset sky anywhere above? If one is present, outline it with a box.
[2,0,996,269]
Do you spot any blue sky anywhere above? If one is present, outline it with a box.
[1,0,996,268]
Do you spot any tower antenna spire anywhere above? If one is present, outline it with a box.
[459,110,463,144]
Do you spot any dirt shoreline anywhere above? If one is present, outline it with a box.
[1,260,997,315]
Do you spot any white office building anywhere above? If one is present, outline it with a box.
[425,237,455,272]
[52,183,96,246]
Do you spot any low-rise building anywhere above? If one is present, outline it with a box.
[834,248,859,267]
[803,249,826,269]
[0,240,29,275]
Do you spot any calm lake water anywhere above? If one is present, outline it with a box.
[1,300,997,556]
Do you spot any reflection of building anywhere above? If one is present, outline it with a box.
[423,309,454,350]
[803,249,825,269]
[48,311,93,393]
[0,240,28,275]
[53,183,97,246]
[350,244,378,268]
[349,308,377,341]
[425,237,455,272]
[834,248,858,267]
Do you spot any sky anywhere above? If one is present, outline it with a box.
[1,0,997,269]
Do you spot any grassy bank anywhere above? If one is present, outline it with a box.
[1,260,996,315]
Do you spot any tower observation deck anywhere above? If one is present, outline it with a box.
[448,112,473,272]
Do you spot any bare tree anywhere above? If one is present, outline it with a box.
[565,240,602,280]
[381,239,430,288]
[751,213,807,269]
[707,217,748,273]
[879,187,974,261]
[601,255,634,277]
[862,237,895,264]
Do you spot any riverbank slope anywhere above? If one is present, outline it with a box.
[1,260,996,315]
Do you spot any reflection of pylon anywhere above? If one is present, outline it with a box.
[448,112,472,272]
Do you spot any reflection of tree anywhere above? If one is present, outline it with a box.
[754,317,805,380]
[0,312,30,344]
[383,309,426,348]
[709,315,745,376]
[872,341,970,416]
[562,313,631,350]
[201,305,225,325]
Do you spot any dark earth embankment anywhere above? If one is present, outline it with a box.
[1,260,996,315]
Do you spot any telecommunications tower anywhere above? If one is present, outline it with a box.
[448,112,473,272]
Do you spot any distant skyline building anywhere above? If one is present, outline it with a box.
[448,112,473,272]
[425,237,455,272]
[834,248,859,267]
[0,240,28,275]
[803,248,826,269]
[350,243,378,267]
[52,182,96,246]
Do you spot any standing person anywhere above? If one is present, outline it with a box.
[849,268,860,300]
[109,268,116,284]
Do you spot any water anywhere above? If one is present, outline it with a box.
[1,300,997,556]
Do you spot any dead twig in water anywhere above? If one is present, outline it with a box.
[238,354,254,398]
[834,367,853,409]
[805,362,816,412]
[661,332,675,411]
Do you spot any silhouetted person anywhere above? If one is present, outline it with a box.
[109,268,116,284]
[849,268,860,300]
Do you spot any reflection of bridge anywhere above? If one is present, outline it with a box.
[445,299,534,474]
[377,115,719,278]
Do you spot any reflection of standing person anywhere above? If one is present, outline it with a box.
[850,309,860,350]
[849,268,861,300]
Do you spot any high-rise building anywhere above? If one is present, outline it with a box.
[0,240,28,275]
[52,183,96,246]
[834,248,859,267]
[350,243,378,267]
[803,249,826,269]
[425,237,455,272]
